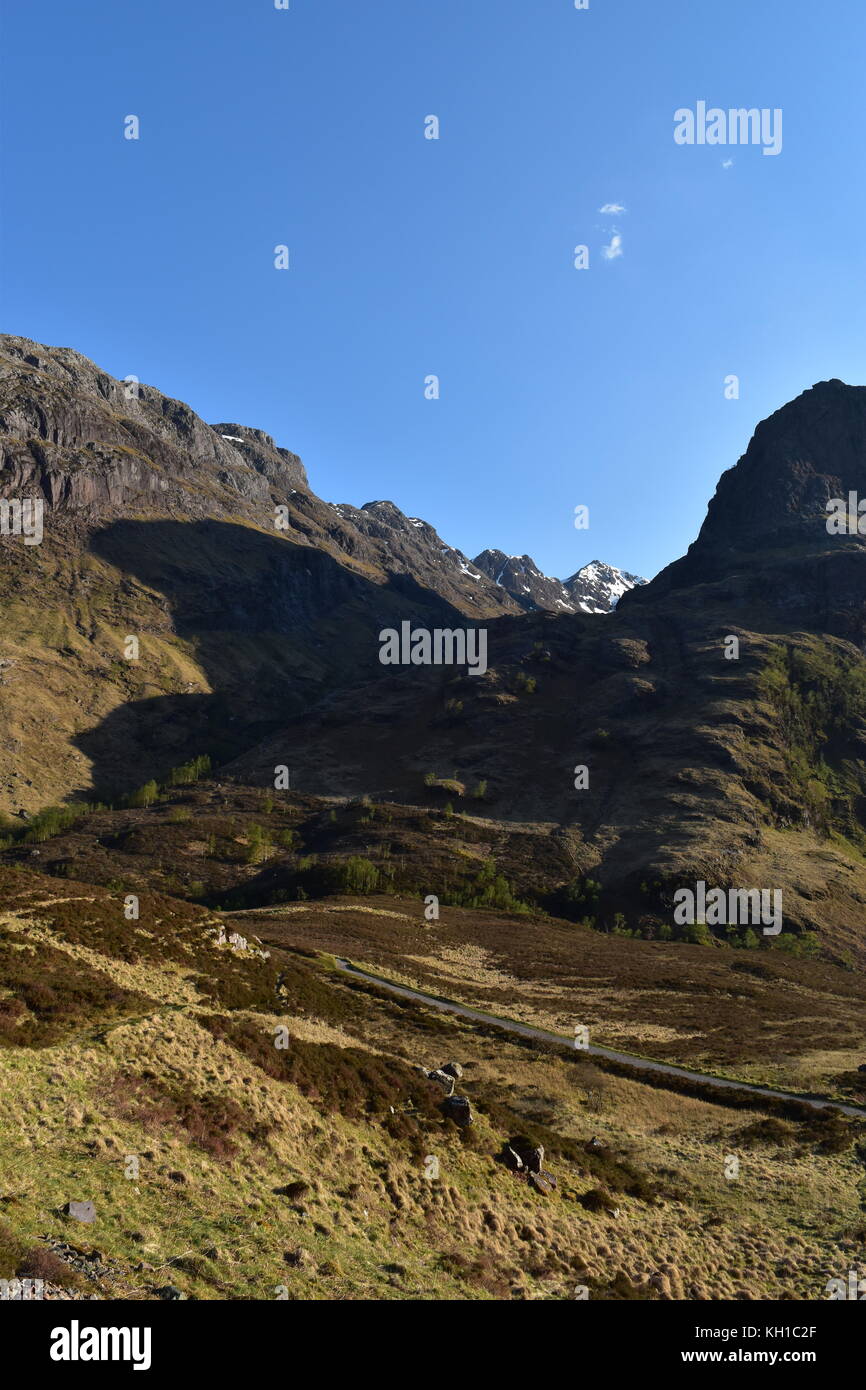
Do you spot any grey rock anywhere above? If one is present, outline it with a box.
[441,1095,473,1127]
[426,1068,456,1096]
[528,1171,557,1196]
[64,1200,96,1223]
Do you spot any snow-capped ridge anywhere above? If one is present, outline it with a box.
[473,549,646,614]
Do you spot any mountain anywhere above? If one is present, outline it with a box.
[0,335,515,613]
[3,341,866,958]
[0,335,647,814]
[327,499,517,617]
[565,560,647,613]
[1,343,865,1306]
[472,550,646,614]
[0,335,523,813]
[221,382,866,958]
[625,378,866,644]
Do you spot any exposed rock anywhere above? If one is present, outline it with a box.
[440,1095,473,1127]
[64,1200,95,1224]
[501,1144,525,1172]
[426,1068,456,1096]
[473,550,646,614]
[528,1171,557,1196]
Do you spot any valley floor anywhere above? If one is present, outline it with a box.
[0,868,864,1302]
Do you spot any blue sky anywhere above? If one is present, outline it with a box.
[2,0,865,581]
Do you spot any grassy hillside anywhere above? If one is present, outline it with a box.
[0,865,863,1301]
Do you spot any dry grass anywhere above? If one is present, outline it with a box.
[0,866,862,1301]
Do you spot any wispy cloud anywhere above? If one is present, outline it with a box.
[722,159,733,169]
[601,232,623,261]
[599,202,626,215]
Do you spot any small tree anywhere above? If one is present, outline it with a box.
[246,823,272,865]
[128,780,159,809]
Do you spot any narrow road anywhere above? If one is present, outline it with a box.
[332,957,866,1120]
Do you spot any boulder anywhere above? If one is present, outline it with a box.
[64,1200,95,1224]
[441,1095,473,1127]
[529,1171,557,1197]
[501,1144,524,1172]
[426,1069,455,1096]
[506,1135,543,1171]
[440,1062,463,1080]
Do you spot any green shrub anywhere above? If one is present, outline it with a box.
[126,781,159,809]
[444,859,531,913]
[21,803,101,843]
[166,754,212,787]
[246,823,272,865]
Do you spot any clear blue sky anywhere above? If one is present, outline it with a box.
[2,0,865,581]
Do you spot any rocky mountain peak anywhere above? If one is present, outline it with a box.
[566,560,647,612]
[692,379,866,561]
[473,548,646,614]
[623,378,866,645]
[210,421,309,493]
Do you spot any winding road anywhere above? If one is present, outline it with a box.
[331,956,866,1120]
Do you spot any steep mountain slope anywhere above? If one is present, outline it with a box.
[625,378,866,644]
[0,336,520,812]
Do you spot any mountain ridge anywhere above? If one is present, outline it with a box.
[472,550,646,615]
[3,338,866,960]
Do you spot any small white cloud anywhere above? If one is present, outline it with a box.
[601,232,623,261]
[599,202,626,215]
[722,159,733,169]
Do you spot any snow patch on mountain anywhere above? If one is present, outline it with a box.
[473,549,646,614]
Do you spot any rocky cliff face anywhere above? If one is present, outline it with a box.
[0,335,516,618]
[328,501,518,617]
[0,335,520,811]
[624,379,866,644]
[694,379,866,559]
[472,550,576,611]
